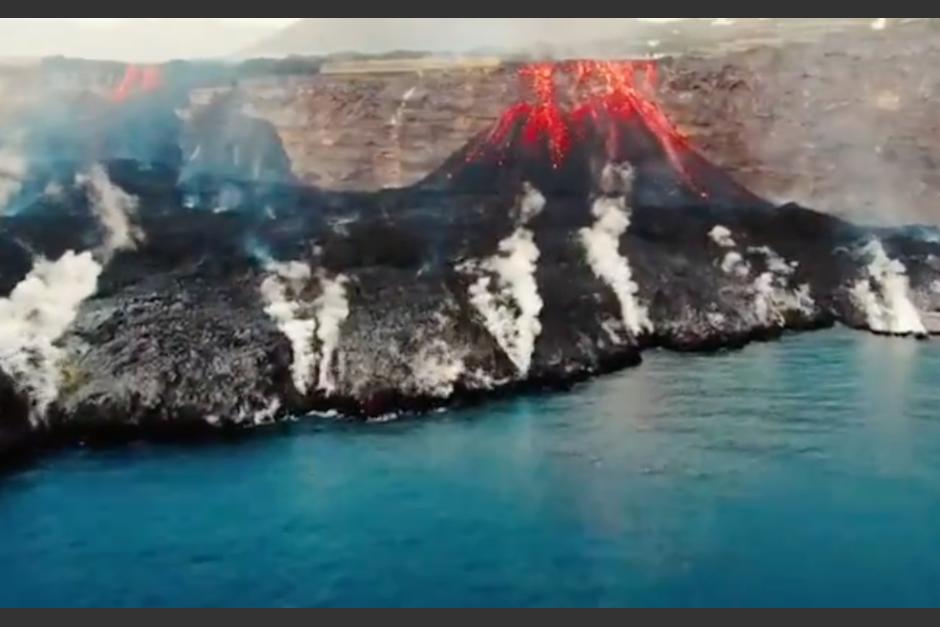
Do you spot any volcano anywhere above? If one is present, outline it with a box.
[424,61,767,210]
[1,59,940,464]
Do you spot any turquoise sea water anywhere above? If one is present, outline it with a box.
[2,328,940,607]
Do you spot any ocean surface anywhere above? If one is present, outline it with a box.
[2,327,940,607]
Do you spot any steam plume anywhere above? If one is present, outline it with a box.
[580,164,652,338]
[77,165,145,260]
[260,262,350,396]
[0,251,102,422]
[0,149,28,214]
[850,239,926,335]
[466,183,546,376]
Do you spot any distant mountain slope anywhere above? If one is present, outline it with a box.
[242,18,664,58]
[242,18,906,59]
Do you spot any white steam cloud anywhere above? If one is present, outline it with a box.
[77,165,145,260]
[261,261,350,396]
[466,183,545,376]
[0,251,102,422]
[708,225,736,249]
[711,225,752,277]
[720,251,751,277]
[0,167,143,420]
[712,225,816,327]
[850,239,926,336]
[225,397,282,428]
[412,338,466,398]
[581,164,651,338]
[751,247,815,326]
[0,149,28,213]
[313,274,349,395]
[261,262,317,395]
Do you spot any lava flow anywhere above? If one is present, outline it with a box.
[472,64,569,168]
[470,60,701,192]
[111,65,163,102]
[518,64,569,167]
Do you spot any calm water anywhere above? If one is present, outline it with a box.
[2,328,940,607]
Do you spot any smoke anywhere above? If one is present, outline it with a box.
[260,262,317,396]
[709,224,750,277]
[709,226,753,276]
[748,246,793,275]
[750,268,814,327]
[736,19,940,225]
[412,338,466,398]
[850,239,926,335]
[711,225,816,326]
[313,274,349,395]
[231,397,282,427]
[0,166,150,417]
[469,232,543,375]
[77,165,145,259]
[708,225,736,249]
[720,251,751,277]
[219,186,244,213]
[0,181,22,214]
[0,251,102,422]
[747,247,814,326]
[260,261,350,396]
[466,183,545,376]
[580,164,652,338]
[0,149,28,214]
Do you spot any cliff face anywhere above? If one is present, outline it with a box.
[2,54,940,463]
[214,19,940,225]
[219,66,518,190]
[658,20,940,226]
[2,22,940,462]
[3,20,938,224]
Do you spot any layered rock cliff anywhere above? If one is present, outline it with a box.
[2,23,940,463]
[207,19,940,225]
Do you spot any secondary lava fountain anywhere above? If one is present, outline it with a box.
[111,65,163,102]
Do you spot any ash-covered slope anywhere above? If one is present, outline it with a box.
[2,60,940,462]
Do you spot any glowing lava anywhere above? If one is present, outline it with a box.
[469,60,702,193]
[517,64,569,167]
[111,65,163,102]
[570,60,698,191]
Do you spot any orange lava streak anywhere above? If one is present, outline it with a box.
[470,59,703,194]
[566,60,697,190]
[111,65,163,103]
[518,64,569,167]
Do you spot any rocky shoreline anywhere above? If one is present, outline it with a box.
[2,54,940,464]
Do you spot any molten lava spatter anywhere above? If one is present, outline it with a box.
[467,64,568,167]
[469,60,703,194]
[111,65,163,102]
[570,60,700,193]
[518,64,569,167]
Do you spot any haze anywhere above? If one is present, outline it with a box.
[0,18,691,62]
[0,18,299,62]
